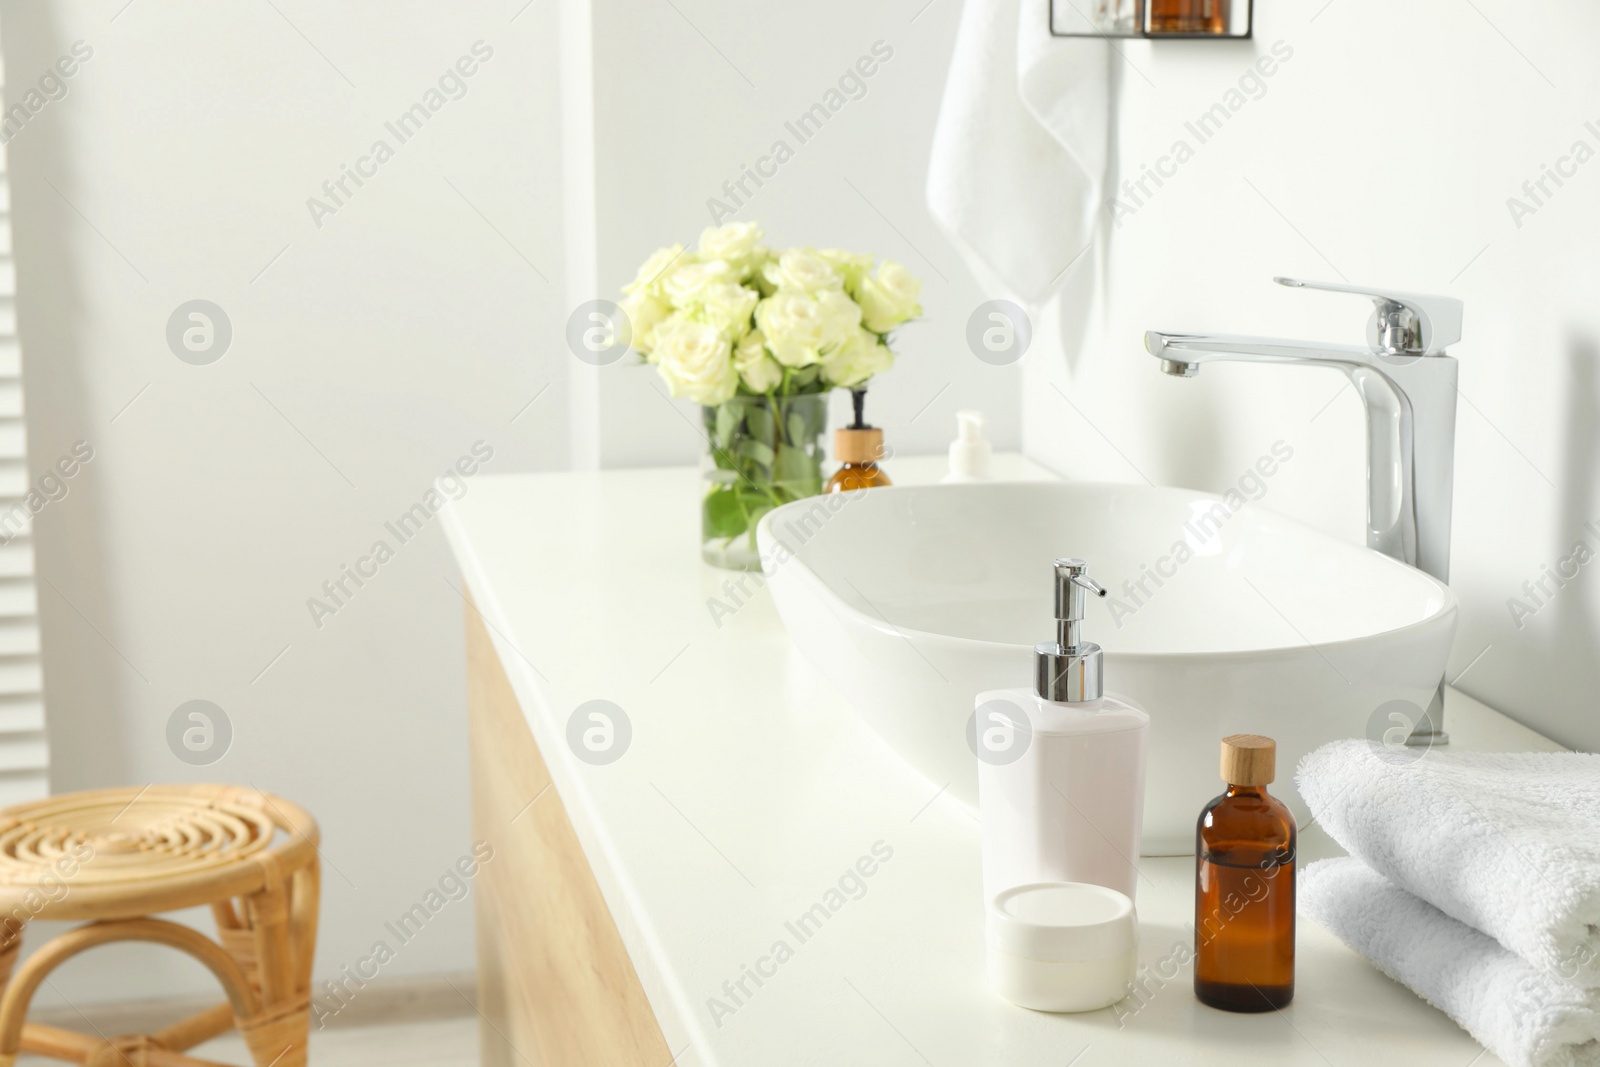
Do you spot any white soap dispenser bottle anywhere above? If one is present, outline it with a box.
[977,558,1149,901]
[940,410,991,483]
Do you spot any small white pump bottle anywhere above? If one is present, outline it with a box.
[941,410,991,483]
[977,559,1149,901]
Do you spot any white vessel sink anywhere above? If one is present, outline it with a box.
[757,481,1457,853]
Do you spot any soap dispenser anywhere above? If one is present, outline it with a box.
[941,410,992,483]
[977,559,1150,901]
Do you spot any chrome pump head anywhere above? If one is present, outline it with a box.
[1035,558,1108,703]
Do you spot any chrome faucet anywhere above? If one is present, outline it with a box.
[1146,277,1463,745]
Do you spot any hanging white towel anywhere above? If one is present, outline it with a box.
[926,0,1109,305]
[1302,858,1600,1067]
[1297,741,1600,987]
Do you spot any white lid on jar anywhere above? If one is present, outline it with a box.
[986,882,1136,962]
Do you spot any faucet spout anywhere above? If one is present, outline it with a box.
[1144,330,1378,370]
[1143,321,1459,585]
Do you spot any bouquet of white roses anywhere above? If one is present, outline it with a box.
[622,222,922,569]
[620,222,922,404]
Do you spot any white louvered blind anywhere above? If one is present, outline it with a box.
[0,49,49,805]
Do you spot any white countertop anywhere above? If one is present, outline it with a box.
[442,454,1559,1067]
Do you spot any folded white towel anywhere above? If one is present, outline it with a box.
[1298,741,1600,987]
[1302,858,1600,1067]
[926,0,1108,305]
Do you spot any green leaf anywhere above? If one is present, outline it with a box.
[786,412,806,447]
[743,503,774,549]
[715,404,739,450]
[703,486,748,540]
[736,436,775,470]
[744,403,775,446]
[733,479,770,502]
[773,444,822,498]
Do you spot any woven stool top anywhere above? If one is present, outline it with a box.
[0,785,318,920]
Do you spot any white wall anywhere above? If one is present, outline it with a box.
[583,0,1019,466]
[2,0,568,1001]
[1023,0,1600,750]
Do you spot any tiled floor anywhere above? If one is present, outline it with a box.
[17,1015,480,1066]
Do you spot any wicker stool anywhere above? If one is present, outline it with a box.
[0,785,320,1067]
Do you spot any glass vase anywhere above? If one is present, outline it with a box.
[701,393,828,570]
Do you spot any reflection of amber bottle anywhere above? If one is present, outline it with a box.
[1194,734,1295,1012]
[827,389,891,493]
[1148,0,1226,34]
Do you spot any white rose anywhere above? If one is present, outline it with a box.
[815,289,863,350]
[822,327,895,388]
[756,290,862,367]
[734,330,784,393]
[652,316,738,406]
[697,222,764,278]
[661,259,736,307]
[755,291,825,367]
[623,244,687,296]
[762,249,844,294]
[687,282,759,342]
[755,289,860,367]
[747,246,778,297]
[816,248,874,293]
[621,290,671,358]
[855,259,923,333]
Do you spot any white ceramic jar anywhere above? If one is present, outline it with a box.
[986,882,1138,1012]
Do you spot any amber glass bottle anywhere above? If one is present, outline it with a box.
[827,391,891,493]
[1148,0,1226,34]
[826,426,891,493]
[1194,734,1296,1012]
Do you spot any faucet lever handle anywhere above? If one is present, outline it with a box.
[1274,276,1463,356]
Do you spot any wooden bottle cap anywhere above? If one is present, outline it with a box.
[835,427,885,464]
[1220,734,1275,786]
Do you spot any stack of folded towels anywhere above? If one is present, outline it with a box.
[1297,741,1600,1067]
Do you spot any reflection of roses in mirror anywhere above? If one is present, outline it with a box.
[622,221,921,404]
